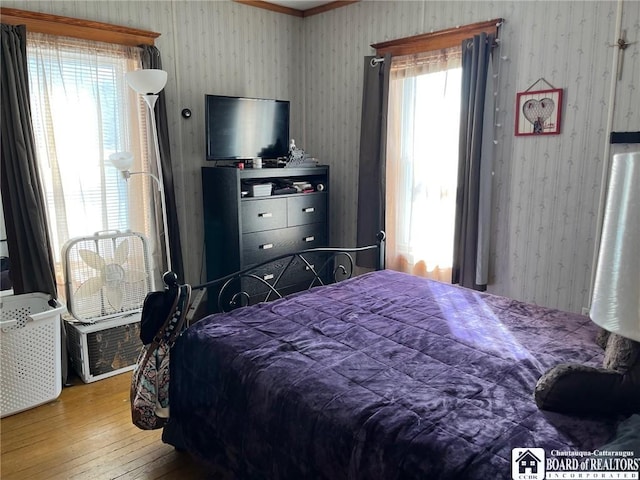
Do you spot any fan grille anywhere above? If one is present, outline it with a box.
[63,232,153,322]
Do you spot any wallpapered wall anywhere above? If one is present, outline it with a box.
[302,0,639,314]
[3,0,638,314]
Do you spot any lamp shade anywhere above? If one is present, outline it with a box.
[125,69,167,95]
[590,151,640,342]
[108,151,134,171]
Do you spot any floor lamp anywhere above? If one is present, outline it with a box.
[123,69,172,274]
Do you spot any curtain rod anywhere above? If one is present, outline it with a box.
[370,35,500,67]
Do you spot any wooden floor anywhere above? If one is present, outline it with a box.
[1,371,226,479]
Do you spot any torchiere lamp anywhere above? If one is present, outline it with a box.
[121,69,172,273]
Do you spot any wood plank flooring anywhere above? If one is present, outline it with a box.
[1,371,228,479]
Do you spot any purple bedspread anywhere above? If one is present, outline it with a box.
[168,270,617,479]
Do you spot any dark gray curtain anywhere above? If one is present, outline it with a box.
[139,45,184,283]
[356,54,390,267]
[1,24,57,298]
[452,33,495,290]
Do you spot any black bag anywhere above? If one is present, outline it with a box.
[131,281,191,430]
[139,287,179,345]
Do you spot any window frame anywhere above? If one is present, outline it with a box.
[1,7,162,295]
[372,18,502,56]
[0,7,159,46]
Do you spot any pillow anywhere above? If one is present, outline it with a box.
[603,333,640,372]
[534,361,640,415]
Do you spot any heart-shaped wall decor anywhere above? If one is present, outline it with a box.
[522,98,555,126]
[515,87,563,136]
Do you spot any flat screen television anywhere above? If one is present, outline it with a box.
[205,94,290,161]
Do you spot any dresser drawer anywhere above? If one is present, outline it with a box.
[241,252,330,297]
[242,229,298,266]
[288,224,327,256]
[242,224,327,266]
[241,198,287,233]
[287,194,327,226]
[280,251,330,288]
[239,259,296,298]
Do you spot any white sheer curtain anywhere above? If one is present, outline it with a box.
[26,33,158,295]
[385,47,462,282]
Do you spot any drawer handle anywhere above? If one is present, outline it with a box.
[258,212,273,218]
[302,207,315,213]
[260,243,274,250]
[263,273,274,281]
[304,236,315,242]
[305,264,315,271]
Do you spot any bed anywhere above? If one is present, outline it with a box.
[162,247,618,479]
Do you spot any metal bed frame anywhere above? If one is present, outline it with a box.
[185,231,386,313]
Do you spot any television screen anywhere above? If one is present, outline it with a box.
[205,95,290,161]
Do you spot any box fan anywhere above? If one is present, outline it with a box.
[62,231,155,382]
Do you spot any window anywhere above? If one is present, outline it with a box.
[26,33,153,294]
[385,47,462,282]
[373,19,500,284]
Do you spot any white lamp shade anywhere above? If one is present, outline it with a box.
[590,151,640,342]
[125,69,167,95]
[108,152,134,171]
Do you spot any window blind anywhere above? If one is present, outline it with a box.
[26,33,152,292]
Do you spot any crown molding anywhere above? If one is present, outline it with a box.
[234,1,358,18]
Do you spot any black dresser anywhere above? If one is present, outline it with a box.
[201,165,329,311]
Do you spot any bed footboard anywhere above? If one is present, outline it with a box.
[193,231,385,313]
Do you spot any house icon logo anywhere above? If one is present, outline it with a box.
[512,448,545,480]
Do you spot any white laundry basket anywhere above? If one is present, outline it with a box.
[0,293,65,417]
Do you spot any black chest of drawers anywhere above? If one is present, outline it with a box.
[202,165,329,312]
